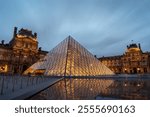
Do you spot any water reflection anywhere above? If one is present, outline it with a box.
[28,77,150,100]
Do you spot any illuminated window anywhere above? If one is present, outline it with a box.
[0,65,8,72]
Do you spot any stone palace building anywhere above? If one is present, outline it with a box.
[99,43,150,74]
[0,27,48,74]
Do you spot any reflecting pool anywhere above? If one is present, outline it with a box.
[28,76,150,100]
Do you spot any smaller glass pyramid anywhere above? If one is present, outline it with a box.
[24,36,114,76]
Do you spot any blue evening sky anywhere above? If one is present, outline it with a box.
[0,0,150,57]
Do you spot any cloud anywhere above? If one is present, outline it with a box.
[0,0,150,56]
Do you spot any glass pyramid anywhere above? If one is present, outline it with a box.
[24,36,114,76]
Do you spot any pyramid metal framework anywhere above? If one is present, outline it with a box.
[24,36,114,76]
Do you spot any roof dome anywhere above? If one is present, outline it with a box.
[126,43,141,52]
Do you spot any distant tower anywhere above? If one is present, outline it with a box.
[13,27,17,38]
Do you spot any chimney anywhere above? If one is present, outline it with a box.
[39,47,42,51]
[13,27,17,38]
[138,43,141,49]
[34,32,37,38]
[94,55,97,58]
[1,40,4,45]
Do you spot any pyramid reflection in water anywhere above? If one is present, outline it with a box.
[24,36,114,76]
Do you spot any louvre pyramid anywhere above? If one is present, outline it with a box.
[24,36,114,76]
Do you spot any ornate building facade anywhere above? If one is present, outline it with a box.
[1,28,150,75]
[99,43,150,74]
[0,27,48,74]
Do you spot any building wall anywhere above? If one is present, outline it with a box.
[0,27,48,74]
[99,43,150,74]
[99,56,122,74]
[0,47,10,73]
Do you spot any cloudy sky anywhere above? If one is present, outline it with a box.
[0,0,150,57]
